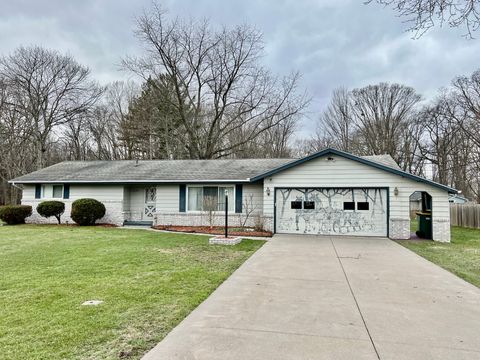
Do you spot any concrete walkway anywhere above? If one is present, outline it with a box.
[143,235,480,360]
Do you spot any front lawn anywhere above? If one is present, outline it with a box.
[397,226,480,288]
[0,225,264,359]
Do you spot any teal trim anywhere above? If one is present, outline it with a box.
[386,188,390,238]
[179,185,186,212]
[35,184,41,199]
[123,221,153,226]
[235,184,243,213]
[251,148,457,194]
[63,184,70,199]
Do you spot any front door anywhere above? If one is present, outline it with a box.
[143,187,157,220]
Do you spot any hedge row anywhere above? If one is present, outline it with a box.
[0,198,106,226]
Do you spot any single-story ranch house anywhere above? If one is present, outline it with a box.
[9,148,456,242]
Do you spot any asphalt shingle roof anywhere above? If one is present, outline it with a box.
[10,158,295,183]
[9,152,401,184]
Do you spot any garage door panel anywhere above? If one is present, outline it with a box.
[276,188,387,236]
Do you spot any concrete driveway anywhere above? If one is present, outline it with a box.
[143,235,480,360]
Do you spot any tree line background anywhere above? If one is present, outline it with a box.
[1,4,480,204]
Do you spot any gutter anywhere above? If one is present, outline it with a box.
[10,181,23,190]
[8,179,252,184]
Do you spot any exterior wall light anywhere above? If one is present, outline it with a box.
[266,187,271,196]
[394,187,399,196]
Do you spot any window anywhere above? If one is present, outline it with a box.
[291,201,302,209]
[145,187,157,203]
[52,185,63,199]
[357,202,369,211]
[303,201,315,210]
[343,202,355,210]
[187,186,234,211]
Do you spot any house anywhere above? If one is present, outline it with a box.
[448,193,468,204]
[9,148,456,242]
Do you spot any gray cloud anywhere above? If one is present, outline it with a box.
[0,0,478,136]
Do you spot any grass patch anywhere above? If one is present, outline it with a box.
[397,226,480,288]
[0,225,264,359]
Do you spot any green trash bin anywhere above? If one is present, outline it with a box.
[416,211,432,239]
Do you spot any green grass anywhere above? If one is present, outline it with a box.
[0,225,264,360]
[397,226,480,288]
[410,218,418,232]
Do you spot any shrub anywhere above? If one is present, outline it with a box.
[0,205,32,225]
[71,198,106,226]
[37,201,65,224]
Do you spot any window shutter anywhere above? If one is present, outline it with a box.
[63,184,70,199]
[235,184,243,213]
[179,185,186,212]
[35,184,41,199]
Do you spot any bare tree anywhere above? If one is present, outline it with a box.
[318,87,355,152]
[418,94,461,184]
[350,83,422,167]
[0,46,104,169]
[451,69,480,146]
[203,195,218,228]
[123,4,309,159]
[91,81,139,160]
[238,193,259,227]
[314,83,422,170]
[367,0,480,38]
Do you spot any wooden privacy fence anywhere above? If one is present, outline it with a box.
[450,203,480,229]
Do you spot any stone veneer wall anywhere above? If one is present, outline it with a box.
[21,200,124,226]
[154,212,273,232]
[389,217,451,242]
[389,218,410,240]
[432,218,450,242]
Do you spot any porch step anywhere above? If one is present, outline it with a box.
[123,220,153,227]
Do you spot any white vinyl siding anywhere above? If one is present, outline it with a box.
[243,183,264,214]
[22,185,36,199]
[69,185,124,201]
[156,185,179,212]
[263,155,450,230]
[23,184,124,202]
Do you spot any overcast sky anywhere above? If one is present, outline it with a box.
[1,0,479,136]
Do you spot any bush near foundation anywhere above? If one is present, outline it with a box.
[0,205,32,225]
[37,201,65,224]
[71,198,106,226]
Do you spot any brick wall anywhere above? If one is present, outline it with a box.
[389,218,410,240]
[154,211,273,231]
[432,219,450,242]
[22,200,125,226]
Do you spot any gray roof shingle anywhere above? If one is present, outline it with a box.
[361,154,401,170]
[9,152,402,184]
[10,158,295,183]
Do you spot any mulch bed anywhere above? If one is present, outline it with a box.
[152,225,273,237]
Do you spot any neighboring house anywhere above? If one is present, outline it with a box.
[409,191,423,214]
[9,148,456,242]
[448,194,469,204]
[411,191,467,214]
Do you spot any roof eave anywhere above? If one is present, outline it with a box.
[250,148,458,194]
[9,179,252,184]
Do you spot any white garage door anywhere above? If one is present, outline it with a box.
[275,188,388,236]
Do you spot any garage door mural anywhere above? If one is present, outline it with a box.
[275,188,388,236]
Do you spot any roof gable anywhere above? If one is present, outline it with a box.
[250,148,457,194]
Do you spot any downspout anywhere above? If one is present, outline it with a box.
[9,182,24,205]
[10,181,23,190]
